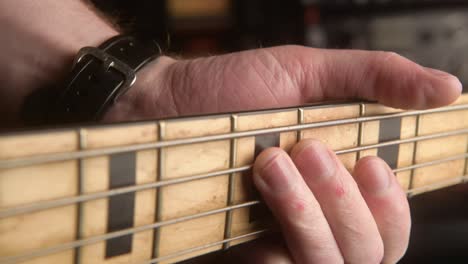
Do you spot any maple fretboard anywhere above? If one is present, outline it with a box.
[1,94,467,264]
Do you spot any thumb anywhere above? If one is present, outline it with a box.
[104,46,462,121]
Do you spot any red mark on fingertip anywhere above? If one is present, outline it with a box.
[335,185,345,198]
[292,200,306,212]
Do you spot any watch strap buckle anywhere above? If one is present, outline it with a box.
[74,47,137,100]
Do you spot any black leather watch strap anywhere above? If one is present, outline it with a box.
[26,35,161,124]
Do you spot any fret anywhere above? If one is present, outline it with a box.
[222,115,238,250]
[75,128,86,264]
[157,117,231,263]
[153,121,164,260]
[1,94,468,264]
[297,108,305,141]
[356,104,365,161]
[79,124,157,263]
[360,104,417,190]
[0,130,79,263]
[408,113,421,193]
[302,104,361,171]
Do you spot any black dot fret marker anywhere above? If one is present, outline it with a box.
[249,133,280,223]
[377,117,402,169]
[106,152,136,258]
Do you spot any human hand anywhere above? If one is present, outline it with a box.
[215,139,409,264]
[0,0,117,127]
[1,1,462,260]
[103,46,461,121]
[241,140,408,263]
[102,46,462,264]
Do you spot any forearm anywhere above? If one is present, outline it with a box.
[0,0,118,126]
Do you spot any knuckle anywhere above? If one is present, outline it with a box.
[260,45,326,99]
[167,59,196,114]
[282,196,313,223]
[376,51,402,62]
[366,51,401,79]
[278,194,321,230]
[365,50,422,107]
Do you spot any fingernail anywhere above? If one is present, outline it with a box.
[425,67,463,92]
[292,140,336,182]
[360,159,392,195]
[255,152,295,193]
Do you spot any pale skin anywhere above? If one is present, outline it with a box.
[0,1,463,263]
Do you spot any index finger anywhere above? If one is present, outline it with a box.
[265,46,463,109]
[107,46,463,120]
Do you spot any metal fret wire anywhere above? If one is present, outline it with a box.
[153,121,165,260]
[142,230,268,264]
[0,201,260,264]
[74,129,86,264]
[356,104,365,161]
[408,110,421,192]
[1,104,468,169]
[222,115,238,250]
[3,173,468,264]
[297,108,304,141]
[1,140,468,219]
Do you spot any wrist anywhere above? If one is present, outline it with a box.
[101,56,178,122]
[0,0,118,126]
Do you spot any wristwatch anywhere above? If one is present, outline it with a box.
[22,35,161,125]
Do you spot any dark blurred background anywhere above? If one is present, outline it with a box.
[92,0,468,89]
[92,1,468,262]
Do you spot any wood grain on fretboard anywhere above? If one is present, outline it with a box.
[1,94,467,264]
